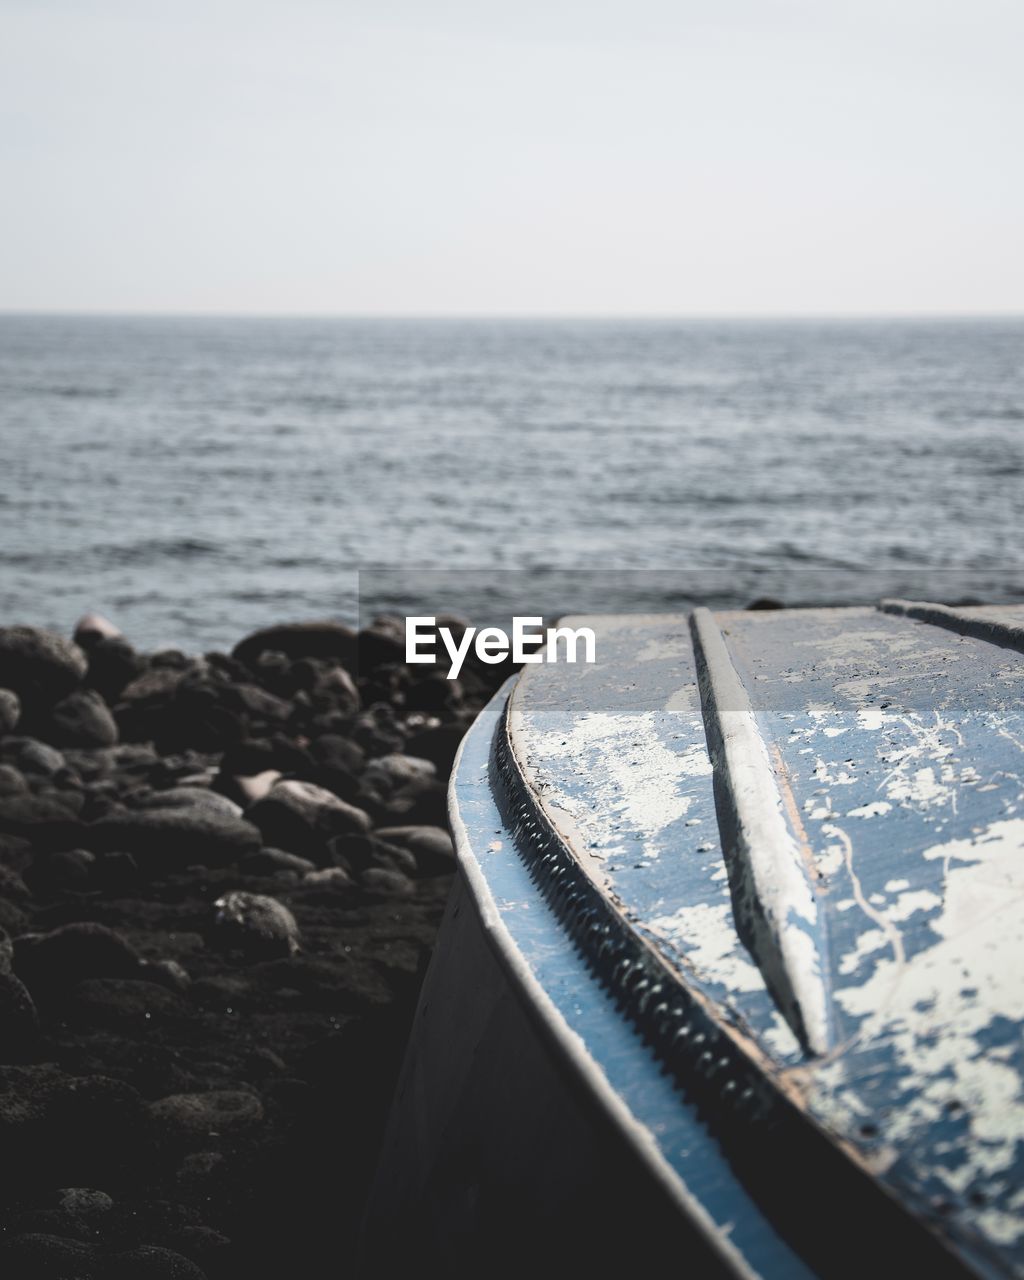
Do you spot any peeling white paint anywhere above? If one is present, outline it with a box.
[846,801,892,819]
[838,927,888,976]
[816,817,1024,1242]
[648,901,766,995]
[523,710,711,862]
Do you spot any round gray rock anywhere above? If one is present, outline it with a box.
[0,627,87,703]
[0,688,20,735]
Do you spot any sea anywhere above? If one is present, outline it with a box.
[1,315,1022,653]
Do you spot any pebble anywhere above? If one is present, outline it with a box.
[93,850,139,892]
[68,977,189,1028]
[106,1244,209,1279]
[141,958,192,993]
[246,779,371,859]
[131,786,243,820]
[404,671,461,715]
[85,636,145,703]
[360,866,415,897]
[149,1089,265,1140]
[211,891,300,959]
[404,723,466,774]
[43,689,119,748]
[369,839,418,877]
[1,736,67,776]
[0,687,20,734]
[0,763,27,794]
[13,922,143,993]
[360,752,437,802]
[357,623,407,670]
[375,823,456,873]
[0,626,87,704]
[232,621,357,669]
[28,848,96,894]
[302,866,353,889]
[72,613,123,648]
[0,1232,100,1277]
[56,1187,114,1218]
[240,847,316,876]
[174,1150,224,1189]
[226,768,281,805]
[0,969,39,1048]
[0,899,28,933]
[86,807,261,869]
[310,733,364,773]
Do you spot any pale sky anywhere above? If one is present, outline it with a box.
[1,0,1021,315]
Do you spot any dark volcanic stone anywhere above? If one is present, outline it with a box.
[28,848,96,894]
[358,752,436,804]
[349,706,406,756]
[361,866,415,897]
[310,733,365,774]
[301,865,354,890]
[56,1187,114,1219]
[118,666,187,707]
[14,922,143,994]
[404,723,466,775]
[222,681,293,722]
[149,1089,265,1141]
[0,627,87,705]
[130,787,243,820]
[0,792,83,842]
[0,897,28,933]
[67,977,190,1028]
[1,736,67,776]
[239,847,315,876]
[211,891,300,959]
[0,969,39,1051]
[0,862,29,898]
[357,622,406,671]
[0,1232,100,1278]
[232,621,357,670]
[44,689,119,748]
[246,780,370,860]
[85,636,145,703]
[300,661,361,715]
[0,687,20,734]
[107,1245,209,1279]
[326,832,378,873]
[328,832,415,877]
[93,850,140,892]
[0,1064,146,1191]
[370,839,418,877]
[375,824,456,874]
[0,763,27,795]
[141,957,192,993]
[404,671,461,715]
[85,807,261,869]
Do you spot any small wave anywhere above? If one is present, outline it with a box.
[977,407,1024,421]
[45,385,120,400]
[89,537,222,566]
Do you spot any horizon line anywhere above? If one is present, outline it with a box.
[1,308,1022,323]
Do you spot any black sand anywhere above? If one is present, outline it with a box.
[0,616,510,1279]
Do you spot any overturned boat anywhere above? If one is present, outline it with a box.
[363,601,1024,1278]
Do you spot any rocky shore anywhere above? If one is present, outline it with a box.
[0,615,513,1279]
